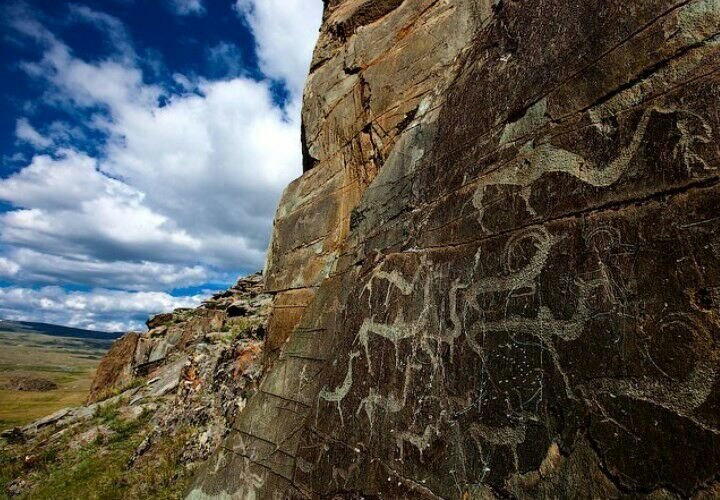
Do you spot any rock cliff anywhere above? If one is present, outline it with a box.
[190,0,720,498]
[3,1,720,498]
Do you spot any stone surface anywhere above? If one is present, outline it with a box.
[190,0,720,498]
[87,331,139,403]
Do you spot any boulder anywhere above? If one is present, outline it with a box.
[2,376,58,392]
[146,312,174,329]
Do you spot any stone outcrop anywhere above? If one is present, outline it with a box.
[1,274,271,498]
[1,377,58,392]
[87,331,140,403]
[190,0,720,498]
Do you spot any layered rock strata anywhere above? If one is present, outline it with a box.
[191,0,720,498]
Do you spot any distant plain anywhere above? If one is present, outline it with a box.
[0,322,119,430]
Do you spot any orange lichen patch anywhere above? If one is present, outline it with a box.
[181,364,201,391]
[233,341,263,380]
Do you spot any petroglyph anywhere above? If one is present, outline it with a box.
[473,106,714,229]
[672,109,715,174]
[473,279,603,343]
[187,439,265,500]
[470,422,527,472]
[189,0,720,496]
[464,227,556,299]
[361,263,420,307]
[357,387,405,430]
[357,317,416,372]
[592,314,720,433]
[397,421,443,460]
[319,351,361,425]
[500,99,550,145]
[357,361,419,430]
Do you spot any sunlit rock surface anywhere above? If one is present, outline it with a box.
[191,0,720,497]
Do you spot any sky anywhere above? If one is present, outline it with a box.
[0,0,324,331]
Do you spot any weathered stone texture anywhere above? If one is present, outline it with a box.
[87,331,139,403]
[191,0,720,498]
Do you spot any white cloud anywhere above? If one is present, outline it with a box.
[0,149,112,210]
[0,3,323,329]
[4,18,300,273]
[22,42,160,113]
[0,248,215,290]
[0,258,21,278]
[234,0,323,97]
[170,0,205,16]
[15,118,52,149]
[0,286,207,331]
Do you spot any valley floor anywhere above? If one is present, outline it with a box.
[0,331,104,430]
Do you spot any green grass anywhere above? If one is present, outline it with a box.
[92,377,146,404]
[219,317,260,344]
[1,404,197,500]
[25,432,146,500]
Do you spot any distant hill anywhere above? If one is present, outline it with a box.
[0,320,123,342]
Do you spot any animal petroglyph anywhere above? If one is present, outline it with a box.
[672,109,715,174]
[467,278,606,399]
[361,263,419,307]
[397,421,443,460]
[357,317,416,372]
[591,313,720,434]
[187,439,265,500]
[472,279,603,343]
[357,362,419,430]
[470,422,527,473]
[319,351,361,426]
[473,106,714,229]
[462,227,556,303]
[450,227,556,340]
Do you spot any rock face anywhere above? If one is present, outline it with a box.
[191,0,720,498]
[87,331,140,403]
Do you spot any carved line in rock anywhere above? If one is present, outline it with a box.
[469,422,527,480]
[589,312,720,435]
[317,206,720,485]
[472,106,716,231]
[318,351,360,426]
[316,224,566,464]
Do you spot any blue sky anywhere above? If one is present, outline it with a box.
[0,0,323,331]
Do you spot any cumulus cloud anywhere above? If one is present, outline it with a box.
[0,248,216,290]
[234,0,323,97]
[0,286,207,331]
[3,10,301,270]
[0,3,323,329]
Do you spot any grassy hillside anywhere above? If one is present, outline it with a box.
[0,321,122,430]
